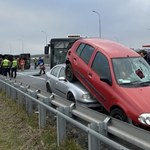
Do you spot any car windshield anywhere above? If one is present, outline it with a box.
[112,57,150,86]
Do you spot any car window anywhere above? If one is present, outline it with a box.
[76,43,85,56]
[79,44,94,64]
[92,52,111,78]
[58,67,65,78]
[51,66,60,77]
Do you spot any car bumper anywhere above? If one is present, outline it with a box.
[76,100,100,108]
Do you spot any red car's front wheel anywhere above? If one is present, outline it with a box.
[110,108,128,122]
[65,63,76,82]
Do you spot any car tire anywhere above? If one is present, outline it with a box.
[110,108,127,122]
[67,92,75,102]
[46,83,52,93]
[65,63,76,82]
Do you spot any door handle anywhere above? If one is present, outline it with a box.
[73,58,76,61]
[88,73,92,78]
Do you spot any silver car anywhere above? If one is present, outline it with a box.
[45,64,100,108]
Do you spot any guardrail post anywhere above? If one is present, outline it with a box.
[5,78,11,98]
[57,107,66,146]
[99,117,111,137]
[3,78,7,93]
[25,87,35,117]
[38,97,50,128]
[11,81,18,101]
[14,82,21,104]
[88,122,100,150]
[13,81,20,101]
[0,76,5,92]
[17,83,25,106]
[7,79,13,98]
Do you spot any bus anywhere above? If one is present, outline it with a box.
[49,37,80,69]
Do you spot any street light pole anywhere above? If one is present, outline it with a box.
[41,30,47,45]
[92,10,101,38]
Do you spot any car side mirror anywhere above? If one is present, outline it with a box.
[58,77,67,82]
[100,76,112,86]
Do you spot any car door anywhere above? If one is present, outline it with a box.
[72,43,95,87]
[54,66,68,98]
[49,66,61,95]
[87,51,113,109]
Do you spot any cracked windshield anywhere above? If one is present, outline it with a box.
[112,57,150,86]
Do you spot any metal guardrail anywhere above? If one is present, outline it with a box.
[0,76,150,150]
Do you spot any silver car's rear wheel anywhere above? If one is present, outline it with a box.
[67,92,75,102]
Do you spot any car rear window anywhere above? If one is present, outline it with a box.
[76,43,94,64]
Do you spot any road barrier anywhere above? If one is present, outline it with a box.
[0,76,150,150]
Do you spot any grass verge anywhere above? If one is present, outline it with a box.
[0,91,83,150]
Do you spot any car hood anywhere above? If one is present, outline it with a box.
[119,86,150,113]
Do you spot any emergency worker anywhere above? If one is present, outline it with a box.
[20,58,25,71]
[1,57,10,77]
[34,57,38,69]
[11,58,18,78]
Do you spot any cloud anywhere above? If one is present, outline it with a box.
[0,0,150,54]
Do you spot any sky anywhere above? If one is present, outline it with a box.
[0,0,150,55]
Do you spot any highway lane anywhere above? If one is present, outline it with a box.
[15,65,51,97]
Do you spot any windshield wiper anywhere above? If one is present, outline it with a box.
[139,81,150,86]
[120,82,136,85]
[119,81,142,86]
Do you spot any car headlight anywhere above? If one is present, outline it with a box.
[81,94,91,99]
[138,113,150,125]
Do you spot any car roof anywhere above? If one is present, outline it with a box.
[52,64,66,68]
[77,38,140,58]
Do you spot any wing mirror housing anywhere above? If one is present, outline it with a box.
[100,76,112,86]
[58,77,67,82]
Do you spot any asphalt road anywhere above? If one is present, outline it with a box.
[15,65,51,96]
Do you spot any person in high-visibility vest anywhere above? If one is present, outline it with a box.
[34,57,38,69]
[11,57,18,78]
[1,57,10,77]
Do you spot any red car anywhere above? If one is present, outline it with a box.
[66,38,150,129]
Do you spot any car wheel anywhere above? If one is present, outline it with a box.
[110,108,127,122]
[67,92,75,102]
[65,63,76,82]
[46,83,52,93]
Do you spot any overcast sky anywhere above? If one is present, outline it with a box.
[0,0,150,55]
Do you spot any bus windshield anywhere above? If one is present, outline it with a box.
[50,38,80,68]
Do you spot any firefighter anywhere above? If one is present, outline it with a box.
[11,57,18,78]
[1,56,10,77]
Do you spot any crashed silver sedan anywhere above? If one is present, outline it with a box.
[45,64,100,108]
